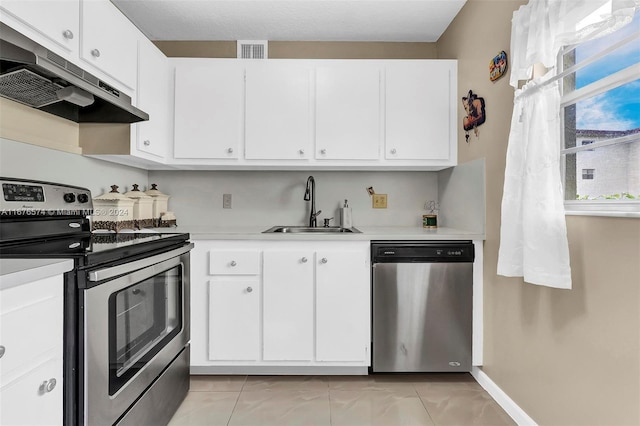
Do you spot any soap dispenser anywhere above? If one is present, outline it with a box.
[340,199,353,228]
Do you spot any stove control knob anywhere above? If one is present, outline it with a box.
[63,193,76,203]
[77,193,89,203]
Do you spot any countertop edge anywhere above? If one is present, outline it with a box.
[0,259,74,291]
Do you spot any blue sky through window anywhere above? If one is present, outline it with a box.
[574,12,640,131]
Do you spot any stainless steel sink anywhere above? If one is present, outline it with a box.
[263,226,361,234]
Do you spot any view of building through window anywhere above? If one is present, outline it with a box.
[562,11,640,203]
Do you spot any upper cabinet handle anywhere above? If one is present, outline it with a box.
[63,30,74,40]
[91,49,101,58]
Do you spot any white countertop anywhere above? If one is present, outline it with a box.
[0,259,74,291]
[163,225,485,241]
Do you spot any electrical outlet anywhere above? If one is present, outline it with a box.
[223,193,232,209]
[372,194,387,208]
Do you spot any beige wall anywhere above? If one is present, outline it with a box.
[437,1,640,424]
[155,40,437,59]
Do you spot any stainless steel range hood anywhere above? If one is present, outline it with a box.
[0,24,148,123]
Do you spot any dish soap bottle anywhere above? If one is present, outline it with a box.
[340,199,353,228]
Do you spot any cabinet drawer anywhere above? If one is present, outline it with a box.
[1,278,63,380]
[209,250,261,275]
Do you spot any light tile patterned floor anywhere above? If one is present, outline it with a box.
[168,374,516,426]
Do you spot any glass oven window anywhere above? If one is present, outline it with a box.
[108,265,183,395]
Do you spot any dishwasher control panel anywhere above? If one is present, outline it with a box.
[371,241,474,263]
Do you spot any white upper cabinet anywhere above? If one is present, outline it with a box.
[173,60,244,159]
[315,65,381,160]
[79,0,138,90]
[245,61,313,160]
[134,37,171,159]
[0,0,80,56]
[385,61,457,162]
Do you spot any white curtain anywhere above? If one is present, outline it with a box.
[498,0,639,289]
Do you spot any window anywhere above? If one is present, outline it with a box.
[560,11,640,214]
[582,168,595,179]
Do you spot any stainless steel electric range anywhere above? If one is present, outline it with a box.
[0,177,192,426]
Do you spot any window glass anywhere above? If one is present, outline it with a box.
[564,140,640,200]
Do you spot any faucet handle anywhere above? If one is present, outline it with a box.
[323,217,334,227]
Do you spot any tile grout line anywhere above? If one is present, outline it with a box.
[413,382,438,426]
[226,375,248,426]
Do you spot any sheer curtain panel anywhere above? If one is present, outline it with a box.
[498,0,640,289]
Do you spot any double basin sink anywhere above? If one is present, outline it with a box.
[263,226,361,234]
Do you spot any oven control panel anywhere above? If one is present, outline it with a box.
[1,178,93,215]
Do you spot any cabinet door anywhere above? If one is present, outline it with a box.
[174,61,244,159]
[135,37,171,159]
[316,65,381,160]
[385,61,454,160]
[0,0,79,56]
[263,250,314,361]
[80,0,138,89]
[0,355,62,426]
[316,249,370,362]
[245,62,312,160]
[208,279,260,361]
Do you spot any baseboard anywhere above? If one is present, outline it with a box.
[471,367,538,426]
[190,365,369,375]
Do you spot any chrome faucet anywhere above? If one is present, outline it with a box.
[304,176,321,227]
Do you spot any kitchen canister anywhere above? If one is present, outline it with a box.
[124,184,155,229]
[145,184,171,227]
[92,185,135,232]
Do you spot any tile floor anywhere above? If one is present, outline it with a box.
[168,374,516,426]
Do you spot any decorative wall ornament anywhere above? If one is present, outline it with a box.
[462,90,486,142]
[490,51,508,82]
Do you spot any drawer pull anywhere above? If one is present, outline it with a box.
[301,257,308,263]
[246,286,253,293]
[230,260,237,267]
[0,345,5,358]
[320,257,328,264]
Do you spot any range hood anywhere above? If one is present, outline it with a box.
[0,24,148,123]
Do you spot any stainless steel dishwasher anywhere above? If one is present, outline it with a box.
[371,241,474,372]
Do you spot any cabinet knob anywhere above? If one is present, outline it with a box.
[246,286,253,293]
[62,29,74,40]
[227,147,234,154]
[39,378,57,394]
[91,48,101,58]
[320,257,328,264]
[230,260,237,267]
[299,149,305,155]
[0,345,5,358]
[390,148,397,155]
[320,149,327,155]
[301,257,308,263]
[143,140,151,146]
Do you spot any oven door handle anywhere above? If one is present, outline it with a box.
[88,243,194,282]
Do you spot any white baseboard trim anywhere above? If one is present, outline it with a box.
[471,367,538,426]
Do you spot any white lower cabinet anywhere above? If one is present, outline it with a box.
[191,240,371,372]
[0,275,64,426]
[263,250,314,361]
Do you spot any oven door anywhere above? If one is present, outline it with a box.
[82,244,192,426]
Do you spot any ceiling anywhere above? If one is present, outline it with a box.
[111,0,467,42]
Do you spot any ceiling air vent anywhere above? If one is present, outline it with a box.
[237,40,268,59]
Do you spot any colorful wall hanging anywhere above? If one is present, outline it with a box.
[490,51,508,82]
[462,90,486,142]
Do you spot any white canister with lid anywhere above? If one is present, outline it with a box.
[92,185,135,232]
[124,184,154,229]
[145,183,170,226]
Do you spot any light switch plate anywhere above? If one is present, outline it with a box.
[372,194,387,208]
